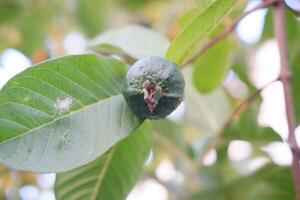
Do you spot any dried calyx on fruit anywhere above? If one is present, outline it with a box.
[122,56,185,120]
[142,79,164,113]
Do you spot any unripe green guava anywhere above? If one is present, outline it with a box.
[122,56,185,120]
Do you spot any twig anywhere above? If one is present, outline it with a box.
[195,89,261,167]
[221,80,276,134]
[273,1,300,199]
[195,81,274,168]
[183,0,278,67]
[222,89,261,132]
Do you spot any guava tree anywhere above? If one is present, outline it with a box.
[0,0,300,199]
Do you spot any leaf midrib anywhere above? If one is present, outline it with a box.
[166,0,236,64]
[0,94,122,145]
[91,147,116,200]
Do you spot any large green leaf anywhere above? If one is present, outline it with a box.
[0,54,142,173]
[88,25,170,59]
[193,37,233,93]
[165,0,237,65]
[55,122,152,200]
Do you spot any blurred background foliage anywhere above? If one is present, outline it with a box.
[0,0,300,199]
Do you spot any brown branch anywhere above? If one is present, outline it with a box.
[218,80,275,141]
[273,1,300,199]
[183,0,278,67]
[195,89,260,166]
[195,82,273,168]
[193,79,278,169]
[222,89,261,131]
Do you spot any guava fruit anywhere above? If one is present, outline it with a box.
[122,56,185,120]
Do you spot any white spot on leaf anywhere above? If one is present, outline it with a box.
[54,98,73,113]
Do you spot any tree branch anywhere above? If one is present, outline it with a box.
[223,89,261,131]
[183,0,277,67]
[273,1,300,199]
[218,79,275,140]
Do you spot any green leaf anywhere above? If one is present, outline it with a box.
[261,10,273,42]
[0,2,21,24]
[195,0,215,8]
[0,1,62,55]
[165,0,237,65]
[193,37,233,93]
[75,0,109,37]
[292,50,300,123]
[17,7,56,55]
[88,25,170,59]
[0,54,142,173]
[178,8,201,29]
[120,0,159,10]
[55,122,152,200]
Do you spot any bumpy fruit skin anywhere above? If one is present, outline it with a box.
[122,56,185,120]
